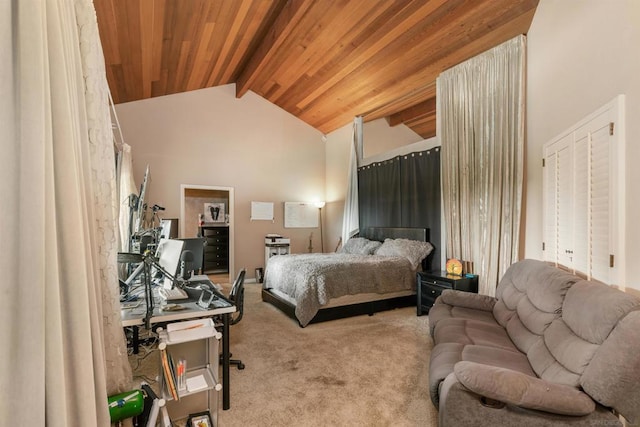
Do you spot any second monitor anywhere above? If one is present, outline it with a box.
[177,237,206,278]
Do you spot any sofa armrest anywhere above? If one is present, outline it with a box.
[454,361,595,416]
[437,289,497,312]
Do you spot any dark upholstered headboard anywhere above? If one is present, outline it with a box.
[359,227,429,243]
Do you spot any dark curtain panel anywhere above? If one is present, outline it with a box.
[358,148,441,270]
[375,157,402,226]
[358,163,376,228]
[400,149,441,270]
[358,157,401,227]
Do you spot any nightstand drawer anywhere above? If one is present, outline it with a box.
[420,282,448,299]
[420,277,453,289]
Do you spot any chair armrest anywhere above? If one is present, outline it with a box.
[437,289,497,312]
[454,361,595,416]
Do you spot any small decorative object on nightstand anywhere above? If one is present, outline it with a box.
[416,270,479,316]
[445,258,463,276]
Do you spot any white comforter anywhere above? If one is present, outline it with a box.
[264,253,416,326]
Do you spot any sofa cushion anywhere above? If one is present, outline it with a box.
[429,342,535,406]
[429,292,498,336]
[433,318,519,352]
[528,281,640,387]
[497,261,577,358]
[439,289,497,312]
[493,260,577,333]
[429,343,466,405]
[492,259,547,326]
[461,345,536,376]
[438,373,622,427]
[581,310,640,424]
[433,304,498,328]
[454,361,596,416]
[543,320,599,379]
[526,328,587,388]
[562,280,640,344]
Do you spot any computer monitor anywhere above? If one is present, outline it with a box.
[134,165,150,234]
[177,237,206,277]
[159,218,178,239]
[154,238,184,289]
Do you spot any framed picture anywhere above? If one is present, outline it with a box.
[187,411,212,427]
[204,202,225,223]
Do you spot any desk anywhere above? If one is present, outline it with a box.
[121,291,235,410]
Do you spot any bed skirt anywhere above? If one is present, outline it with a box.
[261,287,416,327]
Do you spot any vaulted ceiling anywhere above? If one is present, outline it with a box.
[95,0,538,139]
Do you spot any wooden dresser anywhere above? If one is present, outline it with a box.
[200,225,229,274]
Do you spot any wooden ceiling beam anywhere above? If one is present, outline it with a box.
[219,0,275,83]
[365,82,436,122]
[406,114,437,139]
[235,0,314,98]
[205,0,252,88]
[387,97,436,127]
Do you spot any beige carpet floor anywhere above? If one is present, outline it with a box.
[129,282,438,426]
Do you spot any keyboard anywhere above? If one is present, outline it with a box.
[160,286,188,300]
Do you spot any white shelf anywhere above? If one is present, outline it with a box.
[158,320,220,425]
[159,319,221,344]
[162,366,220,401]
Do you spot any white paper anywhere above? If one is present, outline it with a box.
[251,201,274,221]
[186,375,208,392]
[284,202,319,228]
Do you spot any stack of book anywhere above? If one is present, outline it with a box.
[160,348,186,401]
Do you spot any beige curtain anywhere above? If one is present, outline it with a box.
[118,143,138,253]
[438,35,525,297]
[1,1,131,425]
[341,117,362,246]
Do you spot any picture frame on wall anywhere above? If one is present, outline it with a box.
[204,202,225,223]
[187,411,212,427]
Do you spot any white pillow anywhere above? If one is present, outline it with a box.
[340,237,382,255]
[374,238,434,269]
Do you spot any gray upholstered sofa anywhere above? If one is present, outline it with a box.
[428,259,640,426]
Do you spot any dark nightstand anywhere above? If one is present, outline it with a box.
[417,271,479,316]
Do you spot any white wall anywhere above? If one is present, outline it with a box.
[362,119,423,158]
[525,0,640,290]
[115,84,324,279]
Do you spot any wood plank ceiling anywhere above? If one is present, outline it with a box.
[95,0,538,139]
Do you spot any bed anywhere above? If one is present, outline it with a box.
[261,227,434,327]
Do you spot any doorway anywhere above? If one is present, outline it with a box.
[180,184,234,284]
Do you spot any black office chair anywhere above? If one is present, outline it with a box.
[220,269,246,370]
